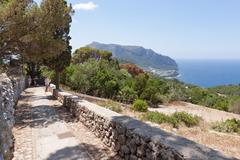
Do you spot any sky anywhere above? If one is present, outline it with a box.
[35,0,240,60]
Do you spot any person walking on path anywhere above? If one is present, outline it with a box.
[45,77,51,92]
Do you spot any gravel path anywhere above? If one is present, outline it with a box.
[149,101,240,123]
[13,87,118,160]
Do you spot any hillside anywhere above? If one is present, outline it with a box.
[88,42,178,77]
[209,85,240,96]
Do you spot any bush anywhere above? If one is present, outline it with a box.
[151,93,169,105]
[212,119,240,134]
[104,80,119,98]
[229,98,240,114]
[131,99,148,112]
[140,78,162,100]
[167,82,190,102]
[118,86,138,103]
[212,99,229,111]
[209,85,240,96]
[189,87,208,104]
[141,112,170,123]
[141,111,201,128]
[172,112,201,127]
[41,66,55,80]
[69,67,90,92]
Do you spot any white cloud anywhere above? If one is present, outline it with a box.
[73,2,98,11]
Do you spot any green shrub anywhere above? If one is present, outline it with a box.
[140,79,158,98]
[209,85,240,96]
[167,82,190,102]
[134,73,149,95]
[172,112,201,127]
[141,111,169,123]
[41,66,55,80]
[141,111,201,128]
[151,93,169,105]
[61,64,76,84]
[189,87,208,104]
[212,99,229,111]
[104,80,119,98]
[131,99,148,112]
[212,119,240,134]
[229,98,240,114]
[118,86,138,103]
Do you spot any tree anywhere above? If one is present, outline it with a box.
[0,0,34,56]
[118,86,137,103]
[42,0,73,89]
[72,47,112,64]
[0,0,73,85]
[0,0,65,58]
[134,73,149,96]
[44,50,72,89]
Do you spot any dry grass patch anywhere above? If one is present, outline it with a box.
[97,100,123,113]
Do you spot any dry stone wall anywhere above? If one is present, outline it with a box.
[51,88,235,160]
[0,73,26,160]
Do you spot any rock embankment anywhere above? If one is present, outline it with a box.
[0,73,26,160]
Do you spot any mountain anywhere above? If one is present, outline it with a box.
[88,42,178,77]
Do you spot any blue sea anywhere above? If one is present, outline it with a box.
[176,59,240,88]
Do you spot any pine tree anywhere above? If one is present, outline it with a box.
[42,0,73,89]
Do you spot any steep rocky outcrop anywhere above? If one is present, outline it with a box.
[0,74,26,160]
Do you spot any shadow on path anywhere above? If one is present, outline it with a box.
[14,87,119,160]
[47,144,119,160]
[15,91,76,130]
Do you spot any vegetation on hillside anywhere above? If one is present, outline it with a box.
[141,111,201,128]
[131,99,148,112]
[212,119,240,134]
[41,47,240,114]
[209,85,240,96]
[120,64,144,76]
[1,0,239,115]
[72,47,112,64]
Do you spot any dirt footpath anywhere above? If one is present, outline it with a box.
[149,101,240,123]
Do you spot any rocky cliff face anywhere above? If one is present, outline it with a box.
[0,73,26,160]
[88,42,178,77]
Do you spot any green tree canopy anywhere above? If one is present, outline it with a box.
[0,0,72,63]
[72,47,112,64]
[0,0,34,56]
[42,0,73,89]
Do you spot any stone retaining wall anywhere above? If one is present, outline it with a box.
[0,74,26,160]
[51,87,235,160]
